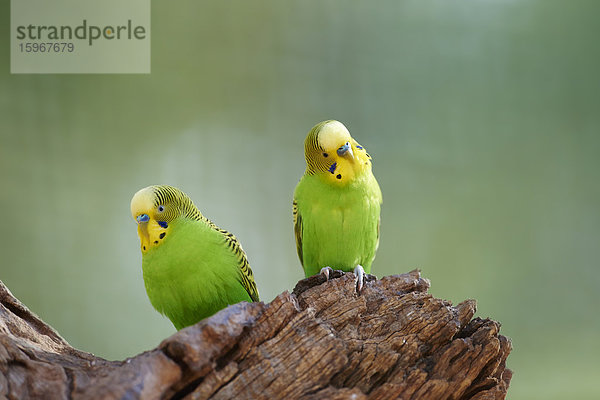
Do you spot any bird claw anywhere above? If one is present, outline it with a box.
[320,266,333,280]
[320,266,365,293]
[354,265,365,294]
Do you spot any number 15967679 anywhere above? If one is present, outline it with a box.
[19,42,74,53]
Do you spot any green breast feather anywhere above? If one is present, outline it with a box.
[294,170,382,277]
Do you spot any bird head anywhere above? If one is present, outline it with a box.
[130,185,202,254]
[303,120,373,185]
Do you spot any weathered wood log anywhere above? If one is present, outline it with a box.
[0,270,511,399]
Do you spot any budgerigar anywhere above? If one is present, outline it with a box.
[130,185,259,330]
[293,120,382,292]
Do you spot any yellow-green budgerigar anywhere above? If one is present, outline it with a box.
[293,120,382,292]
[130,185,259,330]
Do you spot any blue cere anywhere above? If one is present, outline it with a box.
[136,214,150,223]
[328,162,337,174]
[158,221,168,228]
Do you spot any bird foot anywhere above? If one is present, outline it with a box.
[320,266,333,280]
[354,265,365,294]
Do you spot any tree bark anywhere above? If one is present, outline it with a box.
[0,270,511,399]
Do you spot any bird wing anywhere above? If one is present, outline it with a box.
[293,199,304,267]
[213,226,260,302]
[237,249,260,302]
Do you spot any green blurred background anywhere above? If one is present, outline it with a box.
[1,1,599,398]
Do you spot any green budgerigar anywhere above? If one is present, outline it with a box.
[293,120,382,292]
[131,185,259,330]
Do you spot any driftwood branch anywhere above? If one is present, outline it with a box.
[0,270,512,399]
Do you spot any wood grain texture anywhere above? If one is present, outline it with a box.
[0,270,511,399]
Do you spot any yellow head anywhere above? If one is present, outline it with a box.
[130,185,203,254]
[304,120,373,185]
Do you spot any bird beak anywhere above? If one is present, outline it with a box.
[136,214,150,243]
[337,142,354,159]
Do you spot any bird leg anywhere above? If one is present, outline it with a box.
[354,264,365,293]
[319,266,333,280]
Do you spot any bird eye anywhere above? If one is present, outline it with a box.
[323,152,328,157]
[158,205,165,212]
